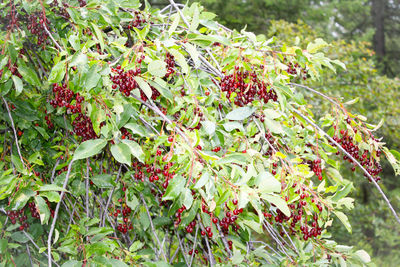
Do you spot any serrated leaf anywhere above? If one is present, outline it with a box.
[48,60,66,83]
[203,121,216,136]
[183,188,193,209]
[226,107,255,121]
[91,174,114,188]
[91,23,104,51]
[307,38,328,53]
[134,76,152,100]
[73,139,107,161]
[147,60,167,77]
[111,143,131,165]
[189,4,199,31]
[163,175,185,201]
[18,65,41,87]
[121,139,144,163]
[34,195,50,224]
[334,211,352,233]
[261,194,290,217]
[12,75,23,96]
[168,48,189,74]
[183,43,200,68]
[168,14,180,36]
[194,171,210,189]
[257,171,281,193]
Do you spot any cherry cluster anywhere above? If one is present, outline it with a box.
[212,146,221,153]
[217,201,242,235]
[331,128,382,182]
[286,61,308,80]
[49,1,70,20]
[44,110,54,129]
[307,159,323,180]
[264,132,276,157]
[5,1,18,31]
[111,65,160,101]
[174,205,186,226]
[220,67,278,107]
[115,203,133,234]
[27,13,50,46]
[7,209,28,231]
[265,188,323,241]
[78,0,87,7]
[28,201,40,220]
[128,11,147,29]
[120,127,134,140]
[5,62,22,78]
[72,114,98,142]
[50,83,84,114]
[164,52,176,79]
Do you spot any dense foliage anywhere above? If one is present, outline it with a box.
[0,0,399,266]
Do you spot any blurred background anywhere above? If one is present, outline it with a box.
[148,1,400,265]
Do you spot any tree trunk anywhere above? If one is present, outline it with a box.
[371,0,386,71]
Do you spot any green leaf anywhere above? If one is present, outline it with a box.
[84,65,101,90]
[121,139,145,163]
[129,241,144,252]
[134,76,152,100]
[126,193,139,210]
[39,184,68,192]
[334,211,352,233]
[264,117,284,134]
[203,121,216,136]
[184,43,200,68]
[110,143,131,165]
[61,260,81,267]
[147,60,167,77]
[231,249,244,264]
[91,174,115,188]
[39,191,61,203]
[183,188,194,209]
[168,14,180,36]
[194,171,210,189]
[48,60,66,83]
[168,48,189,74]
[18,65,41,87]
[124,122,146,137]
[189,4,200,31]
[11,154,24,173]
[216,153,247,165]
[223,121,245,132]
[226,107,255,121]
[86,242,111,257]
[91,23,104,51]
[257,171,281,193]
[12,188,35,210]
[307,38,328,53]
[12,75,23,96]
[163,175,185,201]
[261,194,290,217]
[355,250,371,263]
[34,195,50,224]
[73,139,107,161]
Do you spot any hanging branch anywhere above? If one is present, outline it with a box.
[189,224,199,266]
[196,214,216,266]
[101,165,122,227]
[292,108,400,224]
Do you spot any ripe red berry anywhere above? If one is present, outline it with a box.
[205,91,210,96]
[232,199,238,205]
[168,136,174,142]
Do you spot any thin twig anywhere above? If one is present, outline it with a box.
[47,159,74,267]
[2,96,24,165]
[215,223,232,257]
[174,229,189,265]
[42,22,64,51]
[196,214,216,266]
[26,243,34,267]
[101,165,122,227]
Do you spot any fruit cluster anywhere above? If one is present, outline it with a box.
[220,67,278,107]
[331,128,382,182]
[72,114,98,141]
[7,209,28,231]
[266,187,323,241]
[285,61,308,80]
[27,13,50,46]
[110,66,140,97]
[307,159,323,180]
[128,11,147,29]
[50,83,84,114]
[164,52,176,79]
